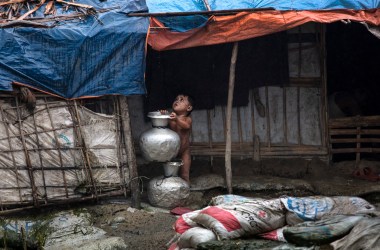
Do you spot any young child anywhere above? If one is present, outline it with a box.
[161,94,193,184]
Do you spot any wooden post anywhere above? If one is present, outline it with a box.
[225,42,239,194]
[320,24,330,163]
[119,95,140,209]
[356,126,361,165]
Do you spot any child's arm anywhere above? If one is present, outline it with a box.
[170,112,192,130]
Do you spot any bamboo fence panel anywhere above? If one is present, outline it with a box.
[0,93,129,212]
[329,116,380,163]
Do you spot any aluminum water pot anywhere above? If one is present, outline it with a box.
[147,176,190,208]
[163,159,183,177]
[139,112,180,162]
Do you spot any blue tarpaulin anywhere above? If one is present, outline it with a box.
[0,0,149,98]
[147,0,380,32]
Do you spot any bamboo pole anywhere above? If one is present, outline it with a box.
[114,97,127,197]
[319,24,328,150]
[31,107,48,203]
[70,101,98,200]
[0,190,125,216]
[283,87,288,144]
[297,87,301,145]
[356,126,361,164]
[250,90,259,161]
[225,42,238,194]
[15,98,39,207]
[265,86,271,147]
[237,107,243,151]
[118,96,140,209]
[297,26,303,147]
[207,110,214,167]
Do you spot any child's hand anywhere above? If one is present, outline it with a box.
[169,112,177,120]
[159,110,169,114]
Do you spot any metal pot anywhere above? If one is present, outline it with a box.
[147,111,170,127]
[139,112,180,162]
[163,159,183,177]
[147,176,190,208]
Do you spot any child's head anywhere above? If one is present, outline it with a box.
[172,94,194,116]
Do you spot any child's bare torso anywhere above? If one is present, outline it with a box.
[169,117,191,155]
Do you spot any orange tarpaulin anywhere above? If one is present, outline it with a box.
[148,9,380,51]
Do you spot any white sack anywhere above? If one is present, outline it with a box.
[192,198,286,239]
[178,227,216,249]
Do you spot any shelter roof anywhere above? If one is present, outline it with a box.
[145,0,380,50]
[0,0,149,98]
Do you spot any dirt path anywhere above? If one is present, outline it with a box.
[83,202,177,250]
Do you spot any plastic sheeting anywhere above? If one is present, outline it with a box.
[146,0,208,32]
[331,217,380,249]
[147,0,380,51]
[0,0,149,98]
[149,9,380,51]
[147,0,380,32]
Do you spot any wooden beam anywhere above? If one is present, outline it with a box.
[119,96,140,209]
[329,115,380,128]
[225,42,238,194]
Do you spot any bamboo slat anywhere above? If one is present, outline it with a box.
[190,143,326,155]
[331,148,380,154]
[190,149,327,157]
[0,190,125,215]
[0,165,121,170]
[288,77,321,87]
[0,146,117,153]
[330,138,380,143]
[15,98,39,207]
[329,116,380,128]
[329,129,380,135]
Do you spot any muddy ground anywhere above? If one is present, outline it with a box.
[5,158,380,250]
[85,157,380,250]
